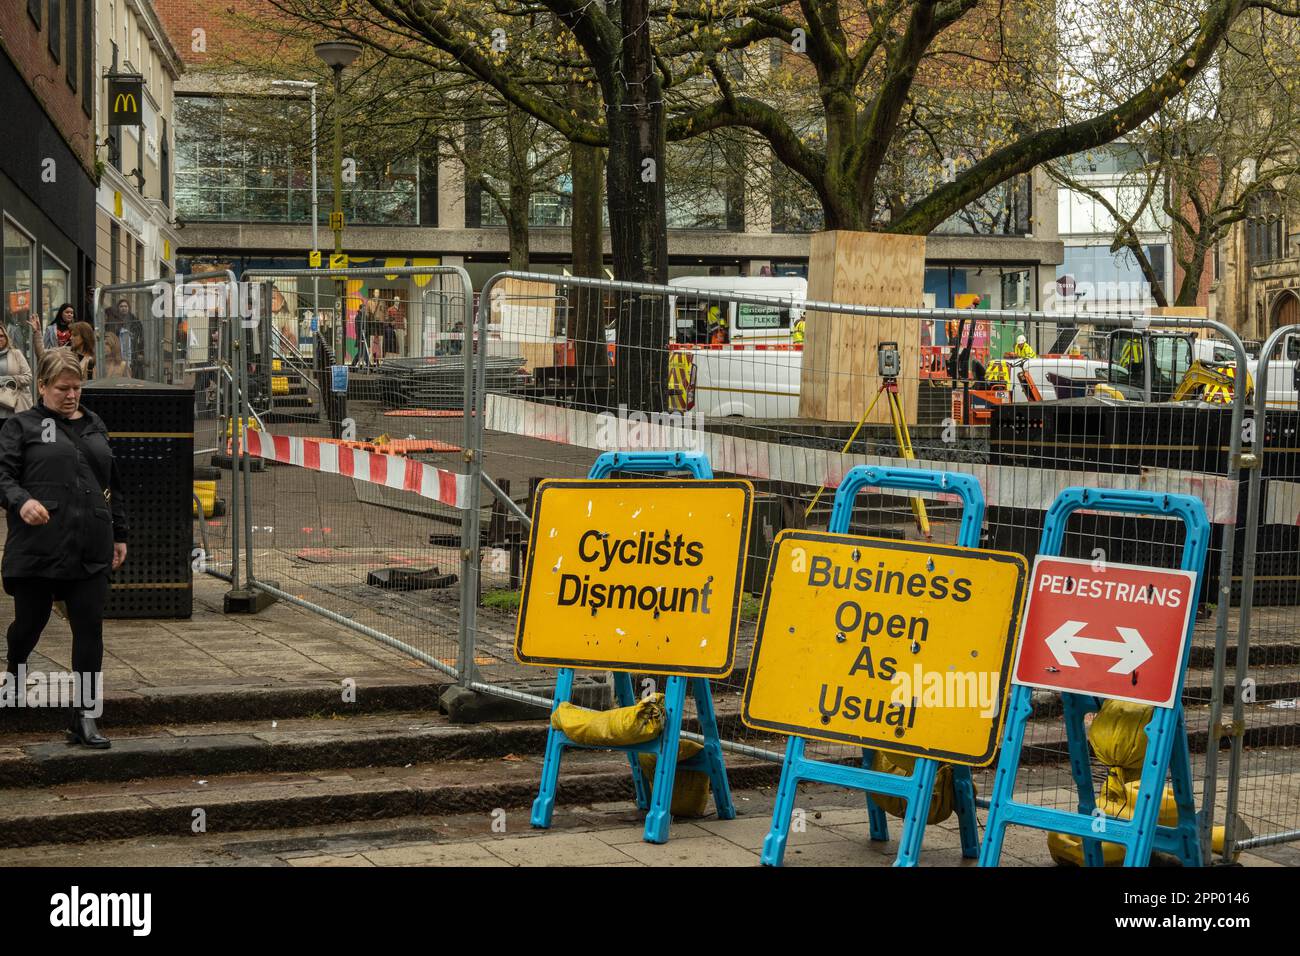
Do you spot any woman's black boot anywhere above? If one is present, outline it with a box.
[66,708,110,749]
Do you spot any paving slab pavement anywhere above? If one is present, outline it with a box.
[2,781,1292,868]
[0,574,442,707]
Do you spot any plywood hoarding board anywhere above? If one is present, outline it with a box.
[799,231,925,423]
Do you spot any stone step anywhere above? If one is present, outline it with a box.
[0,676,447,733]
[1188,640,1300,670]
[0,712,549,789]
[0,748,780,849]
[6,669,1294,797]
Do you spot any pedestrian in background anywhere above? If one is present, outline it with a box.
[29,304,74,362]
[0,350,128,747]
[109,299,145,377]
[70,323,97,380]
[387,297,405,357]
[364,291,385,367]
[41,304,76,352]
[31,318,96,380]
[0,325,33,421]
[101,333,130,379]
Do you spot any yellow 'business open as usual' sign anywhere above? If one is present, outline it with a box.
[515,479,753,677]
[742,531,1027,766]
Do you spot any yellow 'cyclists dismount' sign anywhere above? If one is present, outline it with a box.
[515,479,753,677]
[742,531,1028,766]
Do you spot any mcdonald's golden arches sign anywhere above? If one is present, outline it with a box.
[108,75,143,127]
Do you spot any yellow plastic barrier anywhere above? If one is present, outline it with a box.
[192,479,217,517]
[224,417,261,439]
[271,375,289,396]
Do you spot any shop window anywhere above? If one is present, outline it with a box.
[3,219,36,353]
[41,249,69,325]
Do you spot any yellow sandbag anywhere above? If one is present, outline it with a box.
[638,739,711,818]
[869,752,965,825]
[550,693,664,747]
[1088,700,1155,771]
[1050,698,1240,863]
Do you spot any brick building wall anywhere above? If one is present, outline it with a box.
[154,0,285,66]
[0,0,95,174]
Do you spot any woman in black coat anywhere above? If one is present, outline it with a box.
[0,351,128,747]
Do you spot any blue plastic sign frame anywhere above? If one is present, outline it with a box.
[979,487,1209,868]
[527,452,737,845]
[759,466,989,868]
[330,365,349,394]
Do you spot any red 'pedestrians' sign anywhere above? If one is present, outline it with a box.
[1011,556,1197,708]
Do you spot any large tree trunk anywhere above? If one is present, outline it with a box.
[824,91,872,231]
[505,208,530,271]
[570,135,608,409]
[1174,238,1210,308]
[505,106,532,271]
[605,0,669,412]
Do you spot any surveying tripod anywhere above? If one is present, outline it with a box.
[805,341,930,539]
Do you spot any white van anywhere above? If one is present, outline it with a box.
[1248,333,1300,408]
[666,276,806,417]
[667,276,807,345]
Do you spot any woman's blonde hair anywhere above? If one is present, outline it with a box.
[38,349,85,386]
[105,331,123,361]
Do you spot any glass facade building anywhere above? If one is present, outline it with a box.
[174,95,421,225]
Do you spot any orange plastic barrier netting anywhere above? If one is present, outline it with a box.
[311,437,461,455]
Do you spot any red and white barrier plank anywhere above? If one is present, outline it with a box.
[243,430,470,509]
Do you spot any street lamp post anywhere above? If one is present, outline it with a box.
[270,80,319,342]
[314,40,363,358]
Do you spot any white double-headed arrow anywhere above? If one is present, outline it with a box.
[1044,620,1153,675]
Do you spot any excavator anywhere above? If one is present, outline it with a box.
[1092,330,1253,405]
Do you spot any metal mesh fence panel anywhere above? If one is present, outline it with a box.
[463,270,1279,861]
[229,266,476,677]
[1221,324,1300,857]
